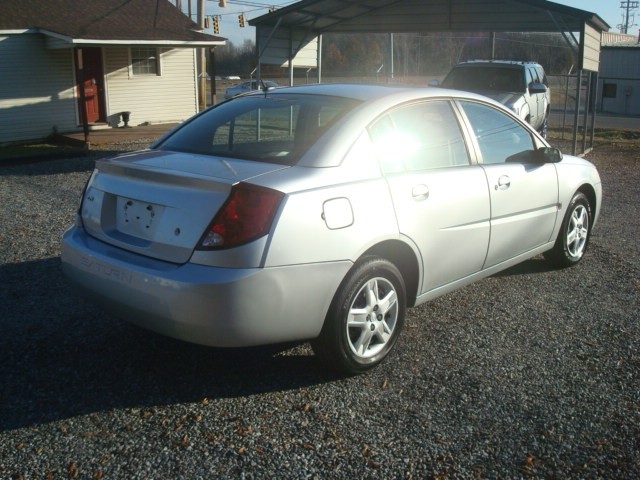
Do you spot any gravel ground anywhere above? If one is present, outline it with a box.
[0,140,638,479]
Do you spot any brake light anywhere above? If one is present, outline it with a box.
[198,183,284,249]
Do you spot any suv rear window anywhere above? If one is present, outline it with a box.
[158,94,361,165]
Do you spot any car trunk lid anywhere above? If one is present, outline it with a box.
[81,150,288,264]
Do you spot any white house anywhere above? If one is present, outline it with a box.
[0,0,224,145]
[598,33,640,116]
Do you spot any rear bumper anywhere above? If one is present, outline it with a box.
[61,226,351,347]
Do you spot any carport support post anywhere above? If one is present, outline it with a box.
[317,34,322,83]
[256,34,261,84]
[289,29,294,86]
[572,69,583,155]
[582,72,592,154]
[589,71,599,151]
[209,47,217,106]
[489,32,496,59]
[389,33,394,81]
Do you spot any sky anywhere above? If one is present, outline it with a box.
[195,0,639,45]
[556,0,637,32]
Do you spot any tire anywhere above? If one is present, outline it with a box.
[312,257,406,374]
[544,192,592,267]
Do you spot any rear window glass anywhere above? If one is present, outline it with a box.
[157,94,361,165]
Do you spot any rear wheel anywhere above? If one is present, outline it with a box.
[544,192,592,267]
[312,257,406,374]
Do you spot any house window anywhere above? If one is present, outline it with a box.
[131,47,159,75]
[603,83,617,98]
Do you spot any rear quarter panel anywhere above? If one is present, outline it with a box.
[252,132,405,268]
[264,175,400,267]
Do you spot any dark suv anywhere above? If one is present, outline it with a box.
[440,60,551,136]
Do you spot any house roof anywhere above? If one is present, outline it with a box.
[0,0,225,46]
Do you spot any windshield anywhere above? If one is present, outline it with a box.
[157,94,361,165]
[442,66,525,93]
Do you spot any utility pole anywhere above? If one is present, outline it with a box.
[619,1,639,34]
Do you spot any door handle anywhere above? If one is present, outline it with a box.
[412,184,430,200]
[495,175,511,190]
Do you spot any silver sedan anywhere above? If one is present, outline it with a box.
[61,84,602,374]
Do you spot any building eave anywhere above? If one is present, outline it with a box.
[3,28,225,47]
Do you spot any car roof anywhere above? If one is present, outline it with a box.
[454,60,541,69]
[243,82,505,112]
[250,83,425,102]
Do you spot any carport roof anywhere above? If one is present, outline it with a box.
[249,0,609,34]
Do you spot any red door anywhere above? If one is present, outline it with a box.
[76,48,106,124]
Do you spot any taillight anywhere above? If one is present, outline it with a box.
[198,183,284,250]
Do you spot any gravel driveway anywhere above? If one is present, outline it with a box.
[1,142,638,479]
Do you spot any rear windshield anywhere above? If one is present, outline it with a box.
[442,66,525,93]
[157,94,362,165]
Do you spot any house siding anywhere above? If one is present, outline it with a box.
[104,47,198,127]
[0,34,77,144]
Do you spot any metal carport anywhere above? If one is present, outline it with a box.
[249,0,610,154]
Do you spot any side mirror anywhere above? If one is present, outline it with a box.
[428,79,440,87]
[506,147,563,164]
[535,147,563,163]
[529,83,548,95]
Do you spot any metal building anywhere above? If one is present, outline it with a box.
[598,33,640,116]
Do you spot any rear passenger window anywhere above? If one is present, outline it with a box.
[460,101,535,164]
[369,100,470,173]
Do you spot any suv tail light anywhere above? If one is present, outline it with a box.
[198,183,284,250]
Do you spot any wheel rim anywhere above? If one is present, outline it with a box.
[346,277,399,359]
[566,204,589,259]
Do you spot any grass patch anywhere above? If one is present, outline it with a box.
[0,142,88,166]
[548,127,640,145]
[590,129,640,141]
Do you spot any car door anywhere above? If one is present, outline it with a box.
[458,100,559,268]
[369,100,491,294]
[535,65,551,120]
[528,66,549,130]
[524,67,542,129]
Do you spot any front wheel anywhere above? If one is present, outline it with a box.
[544,192,592,267]
[312,257,406,374]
